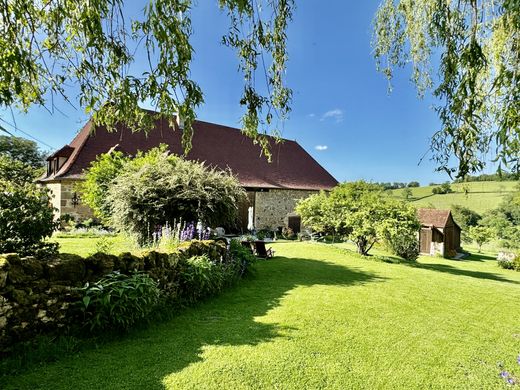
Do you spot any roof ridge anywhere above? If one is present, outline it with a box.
[192,119,299,145]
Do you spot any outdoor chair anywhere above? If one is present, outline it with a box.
[241,241,255,254]
[253,240,275,259]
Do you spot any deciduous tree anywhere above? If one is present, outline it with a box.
[297,181,420,257]
[467,226,493,252]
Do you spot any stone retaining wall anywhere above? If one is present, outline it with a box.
[0,241,226,352]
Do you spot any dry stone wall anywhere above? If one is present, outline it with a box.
[0,241,226,353]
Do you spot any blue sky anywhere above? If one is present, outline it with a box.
[0,1,498,184]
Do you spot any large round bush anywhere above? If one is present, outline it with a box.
[0,182,58,256]
[378,200,421,261]
[107,146,245,244]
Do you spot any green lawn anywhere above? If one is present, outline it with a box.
[392,180,518,214]
[50,235,136,257]
[3,241,520,389]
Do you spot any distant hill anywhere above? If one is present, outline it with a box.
[391,181,518,214]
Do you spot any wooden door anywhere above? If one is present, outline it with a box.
[288,215,301,233]
[420,228,431,254]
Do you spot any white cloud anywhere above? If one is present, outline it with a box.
[315,145,328,151]
[308,113,316,118]
[320,109,344,123]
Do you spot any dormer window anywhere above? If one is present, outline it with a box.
[45,145,74,177]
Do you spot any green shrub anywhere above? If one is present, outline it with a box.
[179,241,255,303]
[385,234,419,261]
[256,229,274,240]
[432,183,453,195]
[497,254,520,271]
[498,227,520,249]
[103,146,245,244]
[79,271,160,331]
[92,236,114,255]
[378,200,421,261]
[440,182,453,194]
[79,150,128,224]
[180,255,224,302]
[497,258,515,270]
[451,205,481,230]
[228,238,256,276]
[0,182,59,257]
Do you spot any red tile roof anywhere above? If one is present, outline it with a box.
[417,208,453,228]
[46,145,74,161]
[41,115,338,191]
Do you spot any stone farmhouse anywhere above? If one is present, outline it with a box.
[39,114,338,233]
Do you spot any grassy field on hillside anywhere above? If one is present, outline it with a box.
[392,180,518,213]
[4,240,520,389]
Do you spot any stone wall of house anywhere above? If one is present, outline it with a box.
[0,241,226,352]
[45,182,62,217]
[44,181,319,228]
[254,189,316,230]
[44,180,94,222]
[59,180,94,221]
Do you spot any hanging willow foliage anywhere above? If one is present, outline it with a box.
[0,0,293,158]
[373,0,520,178]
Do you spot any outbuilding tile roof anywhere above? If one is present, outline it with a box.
[417,208,452,228]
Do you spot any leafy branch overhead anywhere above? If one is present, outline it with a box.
[0,0,293,157]
[373,0,520,178]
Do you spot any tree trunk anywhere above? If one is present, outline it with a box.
[356,237,367,255]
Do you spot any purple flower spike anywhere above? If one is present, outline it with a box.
[507,378,516,385]
[517,354,520,365]
[500,371,510,378]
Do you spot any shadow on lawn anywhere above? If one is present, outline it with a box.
[463,252,496,261]
[412,253,520,284]
[408,261,519,285]
[4,256,382,390]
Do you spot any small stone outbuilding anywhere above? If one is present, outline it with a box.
[418,208,462,257]
[38,112,338,233]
